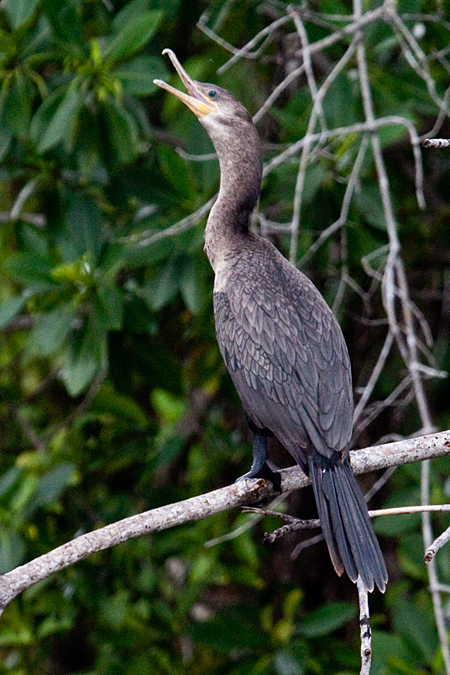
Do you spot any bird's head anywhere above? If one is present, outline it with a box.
[153,49,253,133]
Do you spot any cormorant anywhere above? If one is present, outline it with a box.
[154,50,387,593]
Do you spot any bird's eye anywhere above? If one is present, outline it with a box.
[208,90,217,99]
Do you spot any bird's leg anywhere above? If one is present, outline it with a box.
[236,427,281,492]
[237,430,268,478]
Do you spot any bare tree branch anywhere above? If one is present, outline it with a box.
[0,430,449,616]
[425,525,450,563]
[423,138,450,148]
[244,503,450,545]
[357,576,372,675]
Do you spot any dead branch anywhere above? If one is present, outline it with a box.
[0,429,449,616]
[425,525,450,563]
[423,138,450,147]
[357,576,372,675]
[243,503,450,545]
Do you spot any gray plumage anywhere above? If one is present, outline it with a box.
[155,51,388,593]
[213,241,353,461]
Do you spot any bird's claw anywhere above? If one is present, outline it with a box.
[236,461,281,493]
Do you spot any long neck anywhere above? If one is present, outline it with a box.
[203,118,263,270]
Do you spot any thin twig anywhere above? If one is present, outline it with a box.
[363,465,397,503]
[423,138,450,148]
[289,40,357,263]
[217,13,294,73]
[263,115,424,209]
[205,492,290,547]
[244,503,450,543]
[298,136,369,268]
[119,196,216,247]
[175,149,217,162]
[425,525,450,563]
[292,12,327,133]
[9,179,39,221]
[421,460,450,672]
[432,584,450,594]
[353,329,394,427]
[253,63,306,124]
[357,577,372,675]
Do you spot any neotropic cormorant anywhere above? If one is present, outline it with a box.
[154,50,387,593]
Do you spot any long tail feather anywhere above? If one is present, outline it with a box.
[308,455,387,593]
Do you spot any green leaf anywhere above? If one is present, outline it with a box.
[190,606,267,651]
[21,223,49,257]
[355,184,387,230]
[0,624,33,647]
[22,14,53,59]
[157,145,197,200]
[124,235,175,268]
[301,163,328,204]
[151,389,185,424]
[41,0,85,54]
[143,260,178,311]
[374,486,422,536]
[0,295,27,329]
[23,463,77,518]
[0,531,26,574]
[103,10,163,61]
[30,88,64,143]
[374,511,421,536]
[0,467,22,498]
[3,252,56,286]
[179,262,200,313]
[0,125,13,161]
[63,192,105,262]
[92,381,147,425]
[102,97,139,164]
[37,615,73,639]
[371,629,412,672]
[36,82,83,152]
[112,0,151,30]
[115,55,169,96]
[5,0,40,29]
[61,315,106,396]
[62,346,100,397]
[3,71,34,138]
[391,598,439,664]
[323,72,356,128]
[24,306,75,360]
[96,285,124,331]
[297,602,357,637]
[36,463,77,504]
[101,588,131,627]
[273,650,303,675]
[147,0,181,20]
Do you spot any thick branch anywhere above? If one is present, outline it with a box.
[0,430,449,614]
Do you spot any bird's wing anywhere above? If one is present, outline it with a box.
[213,242,353,462]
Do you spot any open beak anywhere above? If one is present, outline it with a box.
[153,49,216,118]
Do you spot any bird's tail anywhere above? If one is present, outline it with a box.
[308,455,387,593]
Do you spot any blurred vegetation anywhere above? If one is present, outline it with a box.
[0,0,450,673]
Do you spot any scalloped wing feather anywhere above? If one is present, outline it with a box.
[213,236,353,463]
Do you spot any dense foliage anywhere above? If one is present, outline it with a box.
[0,0,450,673]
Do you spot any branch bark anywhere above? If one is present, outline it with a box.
[0,429,449,615]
